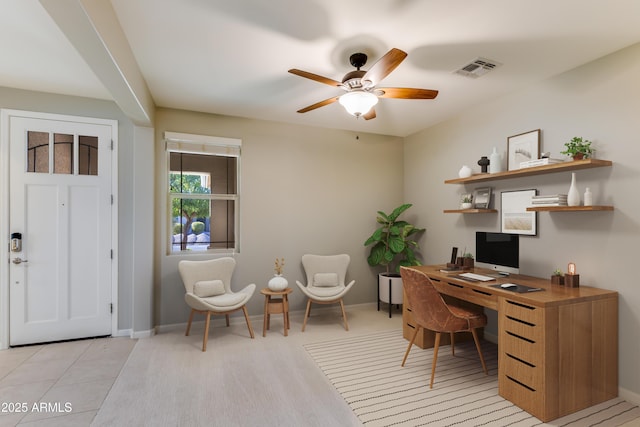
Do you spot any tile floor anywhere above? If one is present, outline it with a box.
[0,337,136,426]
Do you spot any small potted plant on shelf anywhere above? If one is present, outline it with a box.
[551,268,564,285]
[460,195,473,210]
[560,137,594,160]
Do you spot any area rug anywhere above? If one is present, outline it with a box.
[304,330,640,427]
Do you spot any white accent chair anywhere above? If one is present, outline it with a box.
[178,257,255,351]
[295,254,356,331]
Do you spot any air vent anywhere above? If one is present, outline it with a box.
[454,57,502,78]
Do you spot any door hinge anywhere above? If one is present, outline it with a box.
[110,140,114,150]
[110,249,113,259]
[110,303,113,314]
[111,194,114,205]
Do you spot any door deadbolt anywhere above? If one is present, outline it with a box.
[11,257,28,265]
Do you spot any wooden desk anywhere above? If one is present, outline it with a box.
[404,265,618,422]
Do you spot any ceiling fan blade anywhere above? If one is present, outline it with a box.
[288,69,343,87]
[363,108,376,120]
[296,96,340,113]
[376,87,439,99]
[361,48,407,88]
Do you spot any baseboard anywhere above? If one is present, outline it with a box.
[114,329,132,337]
[620,387,640,406]
[131,329,155,339]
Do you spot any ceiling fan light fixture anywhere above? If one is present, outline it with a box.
[339,90,378,117]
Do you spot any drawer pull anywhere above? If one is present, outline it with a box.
[506,300,536,311]
[506,352,536,368]
[506,375,536,392]
[447,282,464,289]
[506,315,535,327]
[429,277,441,282]
[406,323,415,329]
[506,330,536,344]
[473,289,492,296]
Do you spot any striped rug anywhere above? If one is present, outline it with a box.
[304,330,640,427]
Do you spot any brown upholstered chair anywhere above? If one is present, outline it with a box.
[400,267,488,388]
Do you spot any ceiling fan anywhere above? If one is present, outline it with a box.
[288,48,438,120]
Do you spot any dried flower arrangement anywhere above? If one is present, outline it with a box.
[274,258,285,275]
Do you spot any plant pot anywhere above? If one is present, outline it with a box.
[461,202,473,209]
[268,274,288,291]
[378,273,403,305]
[463,258,474,268]
[550,275,564,285]
[572,153,585,160]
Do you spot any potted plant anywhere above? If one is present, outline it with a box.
[364,204,425,312]
[461,195,473,210]
[560,137,594,160]
[462,252,474,269]
[551,268,564,285]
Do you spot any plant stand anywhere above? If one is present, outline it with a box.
[377,273,403,318]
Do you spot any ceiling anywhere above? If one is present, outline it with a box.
[2,1,640,137]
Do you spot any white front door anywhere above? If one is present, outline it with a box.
[8,113,115,346]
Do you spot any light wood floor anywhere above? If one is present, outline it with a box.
[1,303,638,426]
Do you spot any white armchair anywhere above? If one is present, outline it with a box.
[295,254,356,331]
[178,257,255,351]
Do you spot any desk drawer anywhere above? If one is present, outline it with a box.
[502,299,542,324]
[501,327,543,366]
[502,313,543,343]
[500,373,544,420]
[502,352,542,390]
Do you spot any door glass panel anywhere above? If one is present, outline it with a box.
[54,133,73,174]
[27,131,49,173]
[79,135,99,176]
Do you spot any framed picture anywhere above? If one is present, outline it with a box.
[501,189,537,235]
[473,187,492,209]
[507,129,540,171]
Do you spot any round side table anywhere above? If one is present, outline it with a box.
[260,287,293,337]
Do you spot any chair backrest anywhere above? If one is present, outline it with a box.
[400,266,468,333]
[178,257,236,294]
[301,254,350,287]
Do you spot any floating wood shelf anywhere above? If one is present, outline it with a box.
[527,205,614,212]
[443,209,498,214]
[445,159,613,184]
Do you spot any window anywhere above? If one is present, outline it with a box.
[165,132,240,254]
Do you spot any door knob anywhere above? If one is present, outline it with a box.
[11,257,28,265]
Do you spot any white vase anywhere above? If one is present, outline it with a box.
[567,172,580,206]
[489,147,503,173]
[458,165,472,178]
[584,187,593,206]
[268,274,288,291]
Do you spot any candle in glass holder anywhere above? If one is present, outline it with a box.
[565,262,579,287]
[568,262,576,275]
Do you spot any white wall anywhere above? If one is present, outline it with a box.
[154,108,405,326]
[404,43,640,399]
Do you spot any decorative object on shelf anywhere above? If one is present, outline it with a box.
[458,165,472,178]
[473,187,492,209]
[560,137,594,160]
[564,262,580,288]
[489,147,503,173]
[460,194,473,209]
[478,156,490,173]
[268,258,288,291]
[551,268,565,285]
[567,172,580,206]
[501,189,537,236]
[507,129,540,171]
[584,187,593,206]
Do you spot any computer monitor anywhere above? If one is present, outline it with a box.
[475,232,519,274]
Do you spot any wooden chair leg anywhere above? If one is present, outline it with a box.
[242,306,255,339]
[225,314,230,327]
[471,328,488,375]
[430,332,441,388]
[262,295,269,337]
[185,309,195,336]
[450,332,455,355]
[301,299,312,332]
[402,325,420,367]
[339,299,349,331]
[202,311,211,352]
